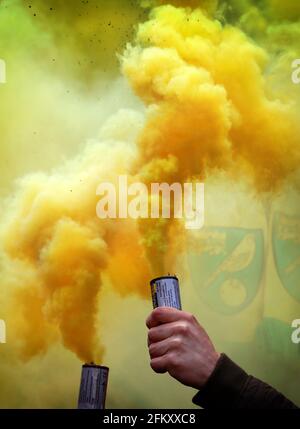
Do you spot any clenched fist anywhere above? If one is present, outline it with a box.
[146,307,220,390]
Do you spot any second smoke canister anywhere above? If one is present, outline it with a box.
[78,363,109,410]
[150,275,182,310]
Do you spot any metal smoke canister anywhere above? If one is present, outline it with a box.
[150,275,182,310]
[78,363,109,410]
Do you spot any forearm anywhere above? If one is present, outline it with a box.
[193,354,299,410]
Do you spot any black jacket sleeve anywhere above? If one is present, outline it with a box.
[192,354,299,409]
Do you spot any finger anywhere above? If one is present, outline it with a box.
[148,337,173,359]
[150,355,169,374]
[146,307,183,329]
[148,321,181,345]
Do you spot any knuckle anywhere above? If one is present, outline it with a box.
[171,337,182,350]
[168,352,181,370]
[176,322,189,335]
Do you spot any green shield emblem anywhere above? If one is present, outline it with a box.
[187,227,264,315]
[272,212,300,302]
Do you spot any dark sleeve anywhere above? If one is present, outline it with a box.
[192,354,299,409]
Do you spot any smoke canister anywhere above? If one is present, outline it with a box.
[78,363,109,410]
[150,275,182,310]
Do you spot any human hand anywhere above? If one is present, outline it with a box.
[146,307,220,390]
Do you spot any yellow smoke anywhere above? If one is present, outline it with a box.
[141,0,217,13]
[1,114,151,362]
[121,4,300,274]
[1,1,300,371]
[123,5,300,191]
